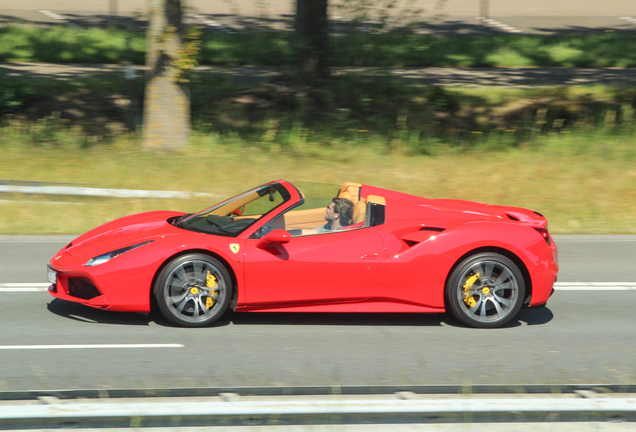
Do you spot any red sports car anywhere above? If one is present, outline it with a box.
[47,180,558,328]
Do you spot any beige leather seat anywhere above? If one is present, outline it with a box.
[352,198,367,224]
[337,182,365,225]
[337,182,361,204]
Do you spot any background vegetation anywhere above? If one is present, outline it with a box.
[1,25,635,234]
[2,26,636,67]
[2,124,635,235]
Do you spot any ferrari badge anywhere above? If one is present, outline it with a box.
[229,243,240,254]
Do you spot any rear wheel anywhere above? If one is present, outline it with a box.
[446,252,525,328]
[154,254,232,327]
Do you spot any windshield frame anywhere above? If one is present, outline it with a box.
[175,181,296,237]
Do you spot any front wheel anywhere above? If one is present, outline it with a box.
[446,252,525,328]
[154,254,232,327]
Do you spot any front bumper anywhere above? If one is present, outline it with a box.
[47,266,111,309]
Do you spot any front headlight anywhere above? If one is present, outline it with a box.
[47,265,57,284]
[84,240,154,266]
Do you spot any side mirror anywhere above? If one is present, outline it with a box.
[257,229,291,249]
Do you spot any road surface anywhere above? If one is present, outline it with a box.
[1,0,636,34]
[0,235,634,391]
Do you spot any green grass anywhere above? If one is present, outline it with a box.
[1,129,635,235]
[0,26,145,64]
[2,25,636,68]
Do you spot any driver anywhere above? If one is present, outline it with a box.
[303,197,354,234]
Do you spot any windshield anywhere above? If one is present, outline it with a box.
[176,182,292,236]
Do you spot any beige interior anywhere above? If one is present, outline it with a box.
[336,182,367,224]
[337,182,362,204]
[267,183,386,233]
[282,208,325,230]
[366,195,386,206]
[352,198,367,224]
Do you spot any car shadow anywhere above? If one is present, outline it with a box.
[221,305,554,328]
[516,306,555,326]
[47,299,155,326]
[47,299,449,327]
[48,299,553,328]
[441,306,555,329]
[222,311,448,327]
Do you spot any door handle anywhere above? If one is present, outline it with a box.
[361,253,378,260]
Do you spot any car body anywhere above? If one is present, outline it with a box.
[47,180,558,328]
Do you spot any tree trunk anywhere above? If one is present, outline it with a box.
[143,0,190,150]
[296,0,330,82]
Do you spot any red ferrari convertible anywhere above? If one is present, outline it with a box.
[47,180,558,328]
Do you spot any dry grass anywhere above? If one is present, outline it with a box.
[1,133,635,234]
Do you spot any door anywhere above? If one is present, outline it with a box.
[243,228,386,306]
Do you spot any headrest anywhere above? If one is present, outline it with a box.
[338,182,362,204]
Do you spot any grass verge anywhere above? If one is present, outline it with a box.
[2,25,636,68]
[1,131,635,235]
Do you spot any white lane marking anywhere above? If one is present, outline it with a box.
[40,10,67,22]
[0,241,70,243]
[188,13,233,33]
[0,288,48,292]
[477,17,523,34]
[554,282,636,290]
[553,237,636,242]
[39,10,79,28]
[0,283,50,292]
[0,344,184,350]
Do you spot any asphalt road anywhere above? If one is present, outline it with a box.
[0,235,635,391]
[1,0,636,34]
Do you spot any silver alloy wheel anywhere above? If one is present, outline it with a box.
[162,259,227,325]
[455,259,519,324]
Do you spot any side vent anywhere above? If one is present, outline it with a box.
[505,213,520,221]
[402,228,445,247]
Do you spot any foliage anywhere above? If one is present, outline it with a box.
[174,26,202,82]
[3,70,636,154]
[0,26,144,64]
[2,25,636,68]
[0,77,37,115]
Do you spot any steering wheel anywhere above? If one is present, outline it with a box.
[260,224,273,236]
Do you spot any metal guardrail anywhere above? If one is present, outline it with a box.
[0,180,220,199]
[0,385,635,429]
[2,384,636,400]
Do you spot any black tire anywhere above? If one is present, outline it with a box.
[446,252,525,328]
[154,254,232,327]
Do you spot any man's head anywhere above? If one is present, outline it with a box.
[325,197,354,227]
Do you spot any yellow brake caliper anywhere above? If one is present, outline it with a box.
[205,271,219,309]
[462,273,480,308]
